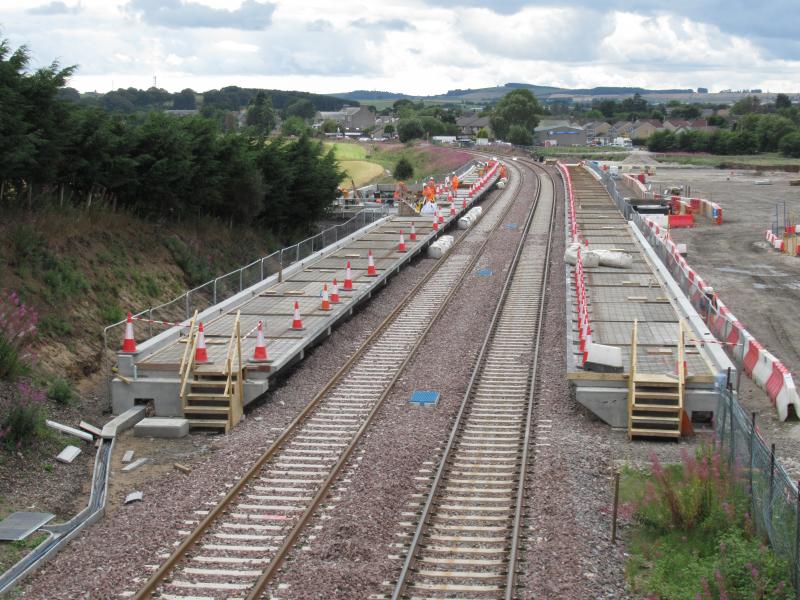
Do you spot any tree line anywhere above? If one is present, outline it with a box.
[0,40,344,241]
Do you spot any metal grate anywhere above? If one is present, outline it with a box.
[409,390,440,406]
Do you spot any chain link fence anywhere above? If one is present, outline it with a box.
[717,386,800,591]
[102,206,389,358]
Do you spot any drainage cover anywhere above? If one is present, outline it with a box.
[505,223,518,230]
[475,268,493,277]
[0,512,54,541]
[410,390,440,406]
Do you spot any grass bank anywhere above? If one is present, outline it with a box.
[653,152,800,171]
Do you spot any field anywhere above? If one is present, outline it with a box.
[653,152,800,170]
[325,142,385,187]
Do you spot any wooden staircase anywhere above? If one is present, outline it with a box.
[178,311,244,434]
[628,320,685,439]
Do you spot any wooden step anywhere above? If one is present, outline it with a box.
[185,392,232,401]
[184,406,231,414]
[634,374,680,386]
[188,419,229,432]
[629,427,681,438]
[631,415,680,423]
[634,391,680,400]
[631,403,681,412]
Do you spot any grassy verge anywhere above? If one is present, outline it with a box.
[535,146,631,161]
[653,152,800,170]
[620,444,795,599]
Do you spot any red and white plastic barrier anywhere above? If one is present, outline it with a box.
[642,216,800,420]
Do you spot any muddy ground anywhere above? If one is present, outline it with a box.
[640,164,800,476]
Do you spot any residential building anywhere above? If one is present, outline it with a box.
[314,105,376,132]
[455,115,491,136]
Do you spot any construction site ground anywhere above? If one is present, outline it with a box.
[645,164,800,476]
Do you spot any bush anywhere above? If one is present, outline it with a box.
[780,132,800,158]
[0,382,47,450]
[0,290,38,380]
[47,378,74,405]
[394,157,414,180]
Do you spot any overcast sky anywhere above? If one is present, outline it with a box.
[2,0,799,95]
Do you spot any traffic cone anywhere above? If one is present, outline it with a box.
[121,312,137,353]
[410,222,417,241]
[292,301,304,330]
[450,201,456,216]
[321,284,331,311]
[344,261,353,290]
[195,322,209,363]
[398,230,407,252]
[367,250,377,276]
[438,205,444,224]
[252,320,268,362]
[432,211,439,231]
[462,197,467,210]
[331,279,340,303]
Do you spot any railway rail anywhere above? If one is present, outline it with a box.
[389,159,556,599]
[132,158,536,600]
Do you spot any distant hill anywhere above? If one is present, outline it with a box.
[336,83,697,105]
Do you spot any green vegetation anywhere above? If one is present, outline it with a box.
[47,378,74,405]
[0,532,48,573]
[394,157,414,180]
[653,153,800,169]
[1,383,47,450]
[490,88,541,141]
[0,39,343,242]
[621,445,794,599]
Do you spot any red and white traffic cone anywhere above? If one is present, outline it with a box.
[398,230,407,252]
[450,201,456,216]
[344,261,353,290]
[195,322,209,363]
[367,250,377,276]
[330,279,340,303]
[432,211,439,231]
[410,222,417,241]
[122,312,136,353]
[292,301,304,330]
[438,205,444,224]
[462,197,467,210]
[252,320,268,362]
[321,284,331,311]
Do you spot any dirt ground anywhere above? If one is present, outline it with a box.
[639,163,800,477]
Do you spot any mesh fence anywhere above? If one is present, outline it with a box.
[103,207,388,356]
[717,388,800,587]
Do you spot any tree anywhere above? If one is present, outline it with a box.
[394,157,413,180]
[507,125,533,146]
[646,130,677,152]
[779,131,800,157]
[586,109,604,120]
[732,95,761,115]
[281,116,308,137]
[476,127,489,139]
[173,88,197,110]
[284,98,315,121]
[775,93,792,110]
[755,114,796,151]
[246,92,276,137]
[397,118,424,142]
[383,123,395,136]
[490,88,541,141]
[320,119,339,134]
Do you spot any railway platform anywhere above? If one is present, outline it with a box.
[111,162,502,428]
[563,164,735,432]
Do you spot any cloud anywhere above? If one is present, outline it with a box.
[27,1,81,15]
[125,0,276,30]
[351,18,414,32]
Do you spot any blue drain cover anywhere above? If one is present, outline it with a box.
[410,390,440,406]
[475,268,493,277]
[505,223,518,230]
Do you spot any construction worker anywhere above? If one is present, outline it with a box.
[451,173,459,193]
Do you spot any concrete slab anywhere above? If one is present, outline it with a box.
[0,512,54,541]
[122,458,148,472]
[134,417,189,438]
[101,406,146,439]
[122,450,134,463]
[56,445,82,464]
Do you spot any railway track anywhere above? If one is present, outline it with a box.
[132,160,533,600]
[388,160,555,600]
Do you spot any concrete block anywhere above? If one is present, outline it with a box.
[122,458,148,472]
[583,343,624,373]
[56,445,82,464]
[134,417,189,439]
[79,421,102,437]
[101,406,146,439]
[124,491,143,504]
[46,420,93,442]
[122,450,134,463]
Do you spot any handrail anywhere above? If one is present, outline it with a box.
[179,317,200,403]
[628,319,638,436]
[224,311,241,398]
[178,310,199,379]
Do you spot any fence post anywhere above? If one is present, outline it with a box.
[768,443,776,527]
[795,480,800,597]
[213,279,218,305]
[729,390,735,466]
[185,292,190,319]
[750,412,756,513]
[148,308,153,339]
[260,258,264,281]
[239,268,243,292]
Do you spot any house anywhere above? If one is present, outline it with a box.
[533,121,586,146]
[630,120,664,141]
[611,121,635,138]
[315,105,376,132]
[455,115,491,136]
[663,119,690,132]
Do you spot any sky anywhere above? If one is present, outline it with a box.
[2,0,800,96]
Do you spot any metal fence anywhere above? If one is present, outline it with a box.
[717,386,800,591]
[102,206,389,356]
